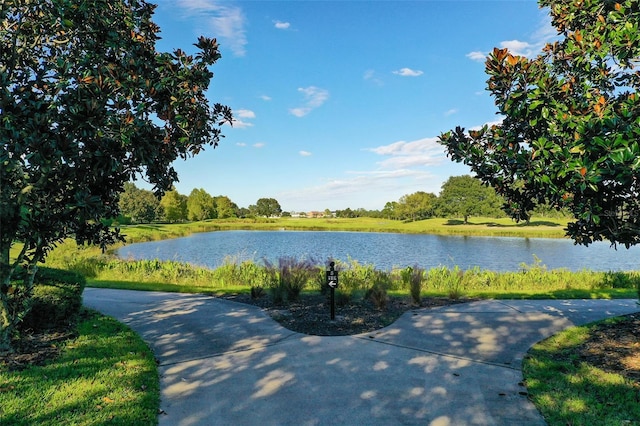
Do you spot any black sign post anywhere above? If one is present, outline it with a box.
[326,261,338,320]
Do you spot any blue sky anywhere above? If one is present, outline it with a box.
[148,0,556,212]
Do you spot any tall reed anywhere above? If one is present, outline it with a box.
[401,265,424,305]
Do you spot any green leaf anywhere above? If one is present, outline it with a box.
[541,107,549,119]
[529,100,543,110]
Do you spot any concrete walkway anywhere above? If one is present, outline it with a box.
[83,288,639,426]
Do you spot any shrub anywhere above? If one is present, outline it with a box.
[598,271,640,289]
[335,259,376,294]
[16,267,86,331]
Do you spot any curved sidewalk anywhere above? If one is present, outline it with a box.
[83,288,639,426]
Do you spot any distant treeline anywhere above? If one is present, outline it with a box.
[114,175,568,225]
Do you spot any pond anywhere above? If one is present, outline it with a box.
[116,230,640,272]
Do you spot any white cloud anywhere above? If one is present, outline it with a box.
[289,108,309,118]
[368,137,441,156]
[236,142,246,147]
[231,118,253,129]
[177,0,247,57]
[299,151,312,157]
[299,86,329,107]
[444,108,458,116]
[276,169,435,210]
[253,142,265,148]
[236,109,255,118]
[289,86,329,117]
[466,51,487,62]
[363,69,384,86]
[392,68,424,77]
[275,131,491,210]
[367,137,445,169]
[501,39,534,57]
[466,10,559,62]
[232,119,253,129]
[231,109,255,128]
[274,20,290,29]
[260,95,272,101]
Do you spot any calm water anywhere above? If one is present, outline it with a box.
[116,230,640,271]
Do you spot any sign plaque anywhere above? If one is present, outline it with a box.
[326,262,338,320]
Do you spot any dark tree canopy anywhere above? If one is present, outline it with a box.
[396,191,437,222]
[0,0,232,350]
[119,182,160,224]
[436,175,504,224]
[255,198,283,218]
[439,0,640,247]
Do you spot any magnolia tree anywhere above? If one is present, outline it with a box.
[439,0,640,248]
[0,0,232,350]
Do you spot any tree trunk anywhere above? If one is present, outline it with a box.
[0,245,13,352]
[0,243,39,353]
[0,292,12,353]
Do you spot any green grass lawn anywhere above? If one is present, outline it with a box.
[0,310,159,426]
[524,315,640,425]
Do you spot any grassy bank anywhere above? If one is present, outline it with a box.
[40,243,640,301]
[116,216,569,243]
[0,309,159,425]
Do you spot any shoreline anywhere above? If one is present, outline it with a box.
[118,216,570,245]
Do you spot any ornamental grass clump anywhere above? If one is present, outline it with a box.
[263,257,316,304]
[401,265,424,306]
[366,270,392,310]
[250,285,265,299]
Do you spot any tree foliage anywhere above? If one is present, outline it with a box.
[382,201,399,220]
[160,189,187,223]
[396,191,437,222]
[214,195,238,219]
[255,198,282,217]
[119,182,160,223]
[436,175,504,223]
[439,0,640,247]
[187,188,216,221]
[0,0,232,350]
